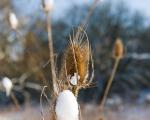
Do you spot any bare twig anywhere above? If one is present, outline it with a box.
[13,29,26,44]
[81,0,100,29]
[89,49,95,84]
[40,86,47,120]
[74,0,100,40]
[10,93,20,110]
[78,104,82,120]
[69,35,79,75]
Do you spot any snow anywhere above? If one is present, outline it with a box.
[9,13,18,30]
[2,77,13,96]
[70,73,80,86]
[42,0,54,12]
[55,90,79,120]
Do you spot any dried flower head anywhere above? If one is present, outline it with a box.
[9,12,18,30]
[59,28,94,95]
[42,0,54,12]
[113,38,124,59]
[61,37,89,84]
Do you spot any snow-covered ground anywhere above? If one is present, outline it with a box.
[0,104,150,120]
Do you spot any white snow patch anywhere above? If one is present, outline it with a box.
[70,73,80,86]
[42,0,54,12]
[55,90,79,120]
[9,12,18,30]
[2,77,13,96]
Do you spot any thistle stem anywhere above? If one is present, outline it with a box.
[100,58,120,109]
[72,86,79,97]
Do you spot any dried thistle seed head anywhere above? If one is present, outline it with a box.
[113,38,124,59]
[9,12,18,30]
[61,38,90,87]
[42,0,54,12]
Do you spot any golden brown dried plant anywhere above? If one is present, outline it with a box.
[113,38,124,60]
[99,38,124,119]
[59,28,94,96]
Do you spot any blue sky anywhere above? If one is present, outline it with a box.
[53,0,150,19]
[111,0,150,18]
[12,0,150,22]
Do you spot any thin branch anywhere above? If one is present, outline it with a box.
[40,86,47,120]
[78,104,82,120]
[89,49,94,84]
[45,12,58,95]
[75,0,100,43]
[81,0,100,29]
[10,93,20,110]
[70,38,79,96]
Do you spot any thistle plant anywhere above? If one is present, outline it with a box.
[59,30,94,96]
[40,0,102,120]
[41,0,94,119]
[99,38,124,119]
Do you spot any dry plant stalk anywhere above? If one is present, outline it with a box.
[100,38,124,110]
[81,0,100,29]
[10,93,20,110]
[74,0,100,46]
[46,13,58,94]
[42,0,59,95]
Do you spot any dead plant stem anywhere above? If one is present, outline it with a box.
[45,12,58,95]
[10,93,20,110]
[100,58,120,109]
